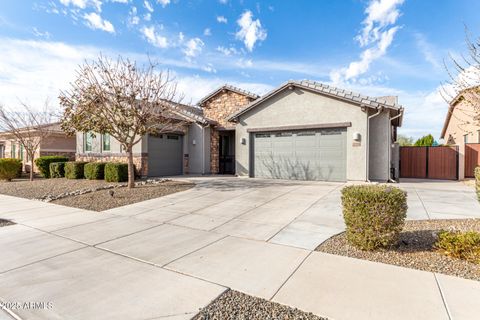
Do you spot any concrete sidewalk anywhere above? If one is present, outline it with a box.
[1,178,480,320]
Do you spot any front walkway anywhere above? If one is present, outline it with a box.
[0,177,479,320]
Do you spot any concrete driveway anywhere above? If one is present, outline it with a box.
[1,177,479,320]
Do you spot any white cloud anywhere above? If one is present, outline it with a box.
[216,16,227,24]
[110,0,129,3]
[235,10,267,52]
[59,0,102,12]
[128,6,139,25]
[330,0,404,84]
[203,28,211,36]
[202,63,216,73]
[83,12,115,33]
[141,25,168,48]
[183,37,204,58]
[414,33,441,70]
[218,0,228,4]
[216,46,238,56]
[157,0,170,7]
[144,12,151,21]
[178,32,185,42]
[32,27,51,39]
[144,0,154,12]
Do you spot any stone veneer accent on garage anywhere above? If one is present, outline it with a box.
[201,89,256,173]
[76,153,148,177]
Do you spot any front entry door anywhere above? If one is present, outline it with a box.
[219,132,235,174]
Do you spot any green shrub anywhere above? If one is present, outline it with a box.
[84,162,106,180]
[105,162,129,182]
[436,230,480,264]
[0,158,22,181]
[35,156,69,178]
[341,185,408,251]
[49,162,66,178]
[475,167,480,201]
[64,162,87,179]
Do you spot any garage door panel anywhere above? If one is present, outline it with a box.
[148,134,183,177]
[253,128,346,182]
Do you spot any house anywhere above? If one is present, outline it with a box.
[75,80,404,182]
[440,89,480,145]
[440,88,480,179]
[0,123,76,172]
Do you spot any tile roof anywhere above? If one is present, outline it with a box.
[228,80,404,122]
[197,84,260,106]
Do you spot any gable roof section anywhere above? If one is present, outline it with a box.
[228,80,403,124]
[440,87,479,139]
[166,101,213,125]
[197,84,260,106]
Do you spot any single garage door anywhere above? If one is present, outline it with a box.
[148,134,183,177]
[253,128,347,181]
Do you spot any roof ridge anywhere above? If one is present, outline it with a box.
[197,84,260,105]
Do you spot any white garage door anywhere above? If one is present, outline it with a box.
[253,128,347,181]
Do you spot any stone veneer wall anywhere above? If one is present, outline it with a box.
[76,153,148,177]
[202,90,256,173]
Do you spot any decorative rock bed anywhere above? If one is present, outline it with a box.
[34,178,171,202]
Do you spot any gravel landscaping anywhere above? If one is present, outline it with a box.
[0,218,15,227]
[316,219,480,281]
[193,290,327,320]
[52,180,194,211]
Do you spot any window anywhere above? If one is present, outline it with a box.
[84,132,93,152]
[478,130,480,143]
[102,133,111,152]
[464,134,468,144]
[19,144,23,161]
[167,135,179,140]
[11,142,16,158]
[255,133,270,138]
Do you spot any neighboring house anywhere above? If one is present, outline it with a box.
[75,80,404,182]
[440,90,480,145]
[0,123,76,172]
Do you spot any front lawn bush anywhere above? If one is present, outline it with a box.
[341,185,408,251]
[35,156,69,178]
[49,162,66,178]
[84,162,106,180]
[105,162,128,182]
[0,158,22,181]
[436,230,480,264]
[475,167,480,201]
[64,162,87,179]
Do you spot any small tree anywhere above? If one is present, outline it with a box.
[0,101,55,181]
[397,134,414,146]
[414,134,435,147]
[59,55,187,188]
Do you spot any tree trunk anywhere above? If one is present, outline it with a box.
[126,146,135,189]
[30,157,34,181]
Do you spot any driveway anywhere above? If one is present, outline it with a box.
[1,177,479,320]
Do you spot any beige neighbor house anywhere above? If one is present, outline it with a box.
[0,123,76,173]
[75,80,404,182]
[440,89,480,179]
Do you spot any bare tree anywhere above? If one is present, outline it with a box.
[441,28,480,129]
[0,101,56,181]
[59,55,187,188]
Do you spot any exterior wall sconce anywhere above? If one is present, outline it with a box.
[241,138,246,145]
[192,139,196,145]
[353,132,361,141]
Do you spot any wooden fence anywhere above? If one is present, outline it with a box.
[465,144,480,178]
[400,146,458,180]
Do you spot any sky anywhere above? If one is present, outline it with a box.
[1,0,480,139]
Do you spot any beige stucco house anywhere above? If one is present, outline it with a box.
[440,89,480,179]
[0,123,76,173]
[75,80,404,182]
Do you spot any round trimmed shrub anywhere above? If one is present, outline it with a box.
[84,162,106,180]
[64,162,88,179]
[105,162,129,182]
[341,185,408,251]
[35,156,69,178]
[0,158,22,181]
[49,162,66,178]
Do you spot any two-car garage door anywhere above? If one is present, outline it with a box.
[252,128,347,181]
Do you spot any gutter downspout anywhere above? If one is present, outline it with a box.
[388,109,403,183]
[201,124,207,175]
[366,106,383,182]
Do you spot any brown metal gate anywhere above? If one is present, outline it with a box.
[465,144,480,178]
[400,146,458,180]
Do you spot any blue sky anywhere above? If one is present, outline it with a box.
[1,0,479,139]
